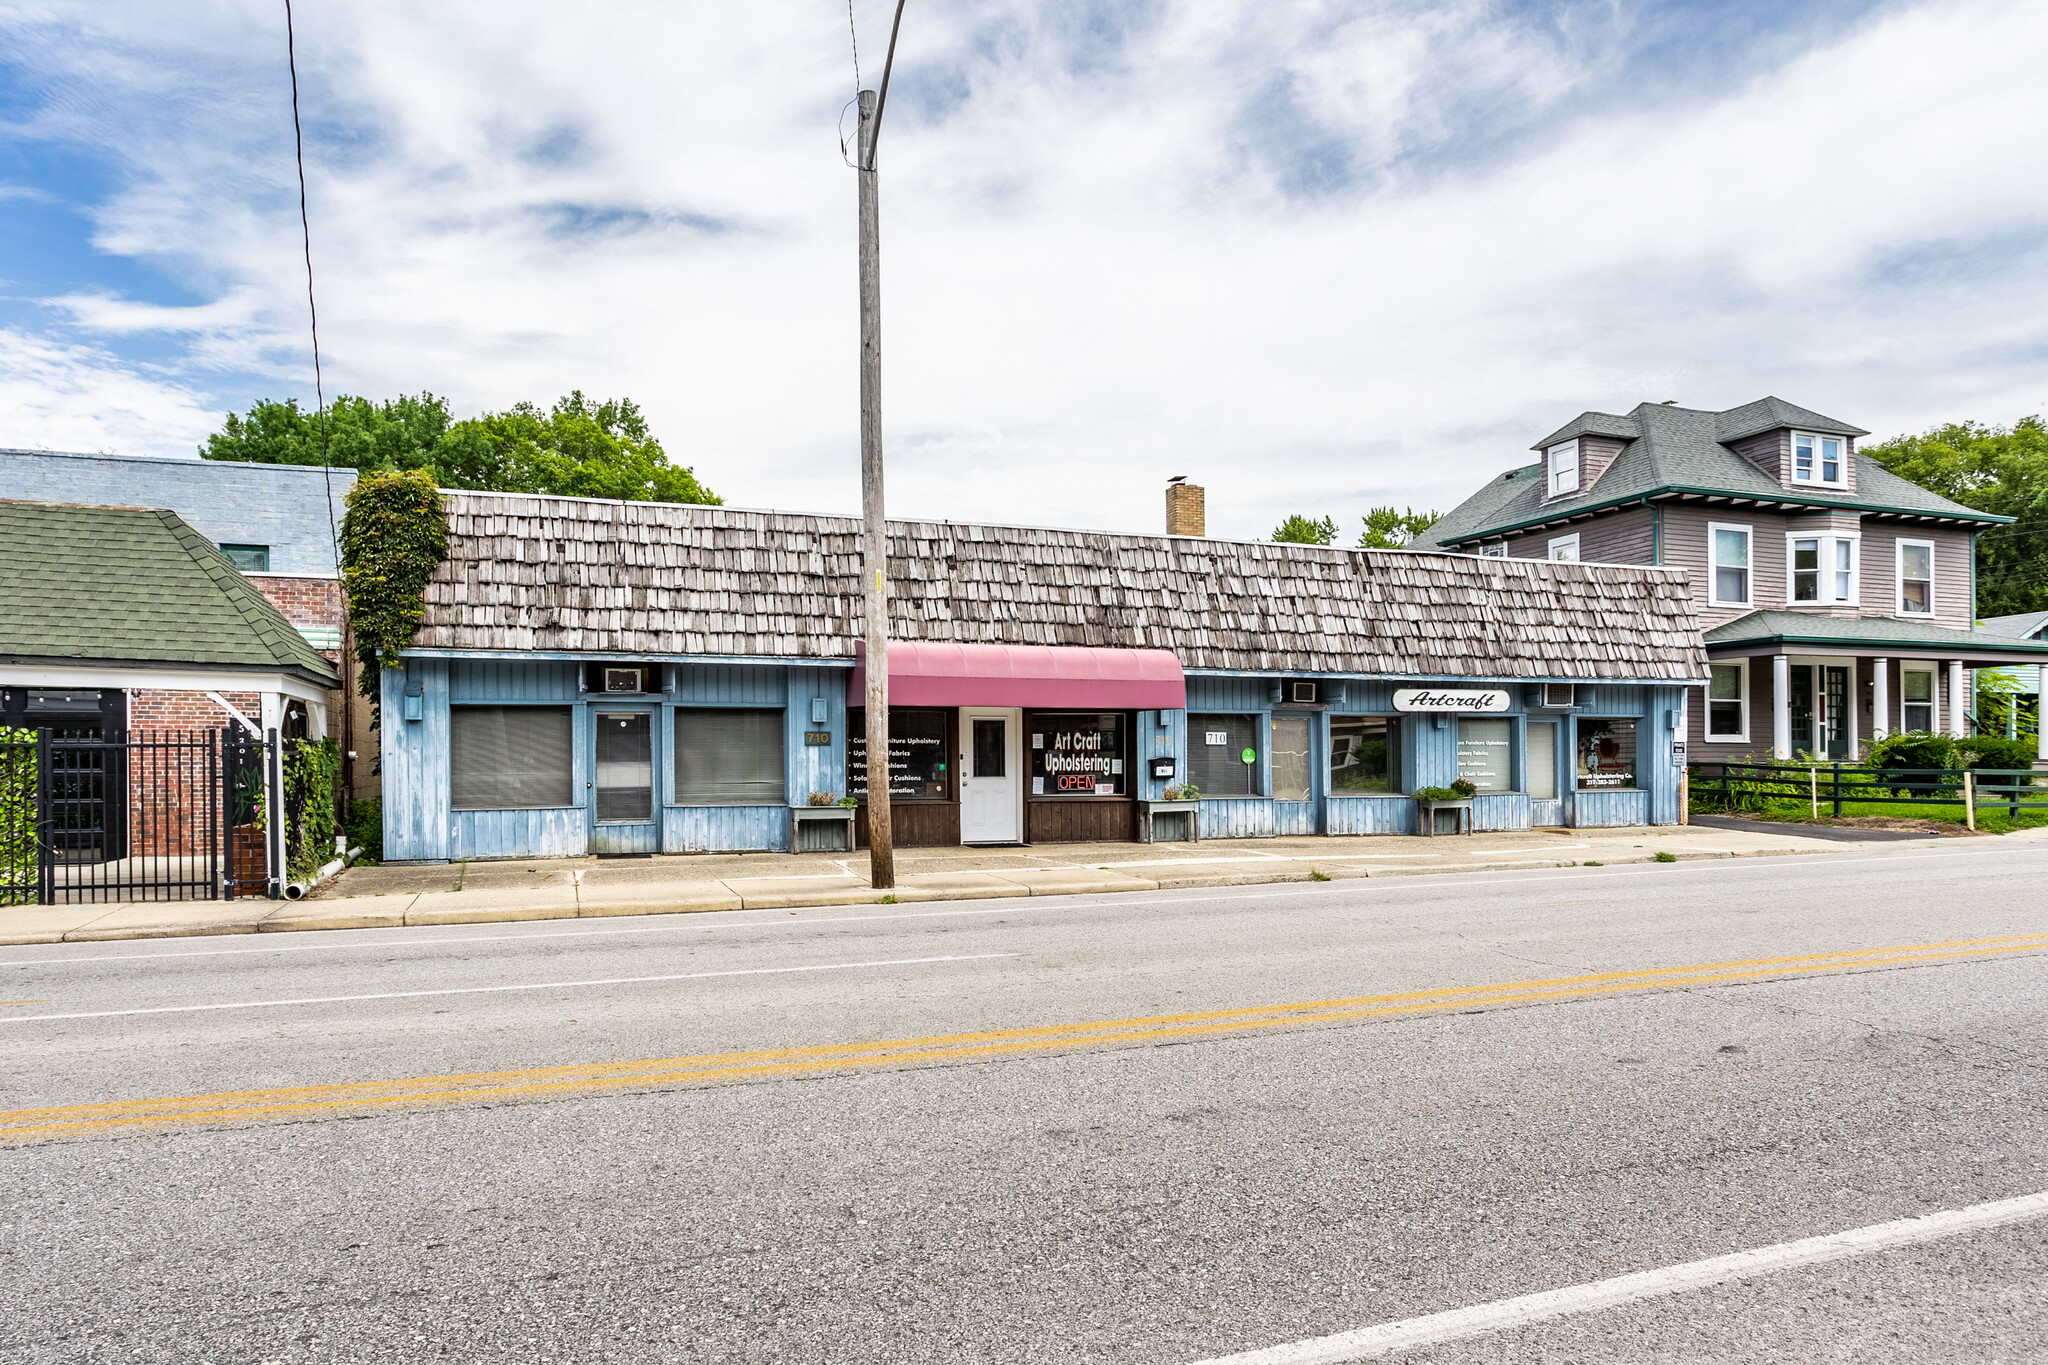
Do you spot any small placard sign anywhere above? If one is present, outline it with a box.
[1392,688,1512,714]
[804,730,833,747]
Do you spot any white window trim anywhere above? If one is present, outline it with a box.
[1789,430,1849,488]
[1895,537,1937,617]
[1548,532,1581,562]
[1547,440,1580,498]
[1898,662,1939,732]
[1707,521,1754,608]
[1705,660,1749,743]
[1478,540,1508,558]
[1783,530,1860,606]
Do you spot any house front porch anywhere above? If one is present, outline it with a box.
[1690,612,2048,763]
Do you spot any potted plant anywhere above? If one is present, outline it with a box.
[1411,779,1477,835]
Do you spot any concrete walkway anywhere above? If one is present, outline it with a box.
[1,820,1951,947]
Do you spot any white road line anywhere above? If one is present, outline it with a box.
[0,953,1014,1024]
[1189,1188,2048,1365]
[6,844,2039,970]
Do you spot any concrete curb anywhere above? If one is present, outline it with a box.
[0,837,1942,948]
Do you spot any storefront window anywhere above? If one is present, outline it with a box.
[1575,718,1638,790]
[1029,712,1126,796]
[847,708,951,800]
[1330,716,1400,793]
[1457,718,1513,793]
[451,705,573,809]
[675,709,785,804]
[1188,713,1258,796]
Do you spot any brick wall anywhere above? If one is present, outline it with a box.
[121,689,261,858]
[251,575,343,631]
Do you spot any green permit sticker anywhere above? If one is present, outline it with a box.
[1240,748,1256,765]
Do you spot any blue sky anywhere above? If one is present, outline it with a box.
[3,0,2046,540]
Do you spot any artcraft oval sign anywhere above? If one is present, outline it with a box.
[1392,688,1512,714]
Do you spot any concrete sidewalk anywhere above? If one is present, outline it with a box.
[0,821,2000,947]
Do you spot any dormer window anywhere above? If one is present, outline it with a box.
[1792,432,1845,486]
[1547,440,1580,497]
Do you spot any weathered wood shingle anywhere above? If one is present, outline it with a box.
[417,493,1707,681]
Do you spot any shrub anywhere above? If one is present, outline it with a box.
[1954,736,2037,773]
[1,726,35,907]
[345,795,383,863]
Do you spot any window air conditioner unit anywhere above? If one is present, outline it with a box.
[1289,680,1321,704]
[1542,683,1577,709]
[604,667,644,693]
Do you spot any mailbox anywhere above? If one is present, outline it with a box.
[1149,757,1176,781]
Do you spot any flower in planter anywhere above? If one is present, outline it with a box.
[807,791,837,807]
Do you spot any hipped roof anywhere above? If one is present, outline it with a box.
[417,492,1708,683]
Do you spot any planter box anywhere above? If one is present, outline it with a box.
[789,806,855,853]
[1416,797,1473,837]
[1136,799,1200,844]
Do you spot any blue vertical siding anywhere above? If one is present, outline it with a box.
[1326,796,1418,835]
[784,668,848,806]
[1137,709,1186,800]
[1529,798,1565,827]
[1197,799,1275,839]
[452,809,587,859]
[1573,789,1651,827]
[1471,792,1531,832]
[662,805,791,853]
[449,660,578,701]
[673,664,788,705]
[382,660,452,861]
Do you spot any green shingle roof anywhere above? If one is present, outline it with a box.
[1977,610,2048,641]
[1416,398,2002,550]
[1703,610,2048,662]
[0,500,339,684]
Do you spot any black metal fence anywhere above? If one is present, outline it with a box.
[0,726,281,907]
[1692,761,2048,821]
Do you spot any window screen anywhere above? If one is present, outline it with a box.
[675,709,785,804]
[451,706,573,809]
[1188,713,1258,796]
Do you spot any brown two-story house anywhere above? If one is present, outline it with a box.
[1415,397,2048,762]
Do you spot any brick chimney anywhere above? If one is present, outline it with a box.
[1165,476,1205,537]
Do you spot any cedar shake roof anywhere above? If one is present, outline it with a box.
[0,500,340,685]
[1417,398,2001,551]
[418,491,1708,682]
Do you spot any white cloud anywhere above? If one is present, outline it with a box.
[4,0,2047,540]
[0,329,221,456]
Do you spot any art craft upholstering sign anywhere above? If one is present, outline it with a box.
[1392,688,1511,714]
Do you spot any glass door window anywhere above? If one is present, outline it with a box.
[595,711,653,823]
[1823,665,1850,758]
[1270,716,1311,802]
[1789,666,1815,754]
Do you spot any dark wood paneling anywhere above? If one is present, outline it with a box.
[853,801,959,849]
[1026,799,1135,843]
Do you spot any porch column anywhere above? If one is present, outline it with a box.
[1772,654,1791,760]
[2038,675,2048,763]
[1871,657,1889,743]
[1948,660,1967,736]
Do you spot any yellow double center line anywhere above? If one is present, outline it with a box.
[6,931,2045,1143]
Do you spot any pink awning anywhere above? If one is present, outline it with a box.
[848,642,1185,710]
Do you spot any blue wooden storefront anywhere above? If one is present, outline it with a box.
[381,654,1688,861]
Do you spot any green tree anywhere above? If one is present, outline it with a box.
[1272,514,1338,545]
[1358,506,1440,549]
[202,390,719,505]
[1861,416,2048,617]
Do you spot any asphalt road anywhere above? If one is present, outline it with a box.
[3,841,2046,1363]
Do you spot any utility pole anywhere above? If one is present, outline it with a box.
[857,86,894,889]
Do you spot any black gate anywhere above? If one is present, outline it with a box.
[0,727,277,907]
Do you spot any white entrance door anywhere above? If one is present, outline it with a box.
[960,707,1022,844]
